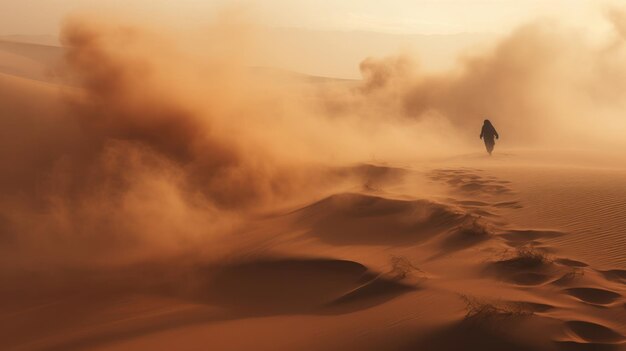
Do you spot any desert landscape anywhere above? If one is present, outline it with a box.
[1,1,626,351]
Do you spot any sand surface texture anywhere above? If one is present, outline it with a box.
[2,160,626,351]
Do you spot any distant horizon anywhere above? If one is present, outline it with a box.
[0,0,612,37]
[0,26,495,41]
[0,27,496,79]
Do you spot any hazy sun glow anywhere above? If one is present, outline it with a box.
[0,0,612,36]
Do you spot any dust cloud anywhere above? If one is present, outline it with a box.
[1,8,626,270]
[351,14,626,148]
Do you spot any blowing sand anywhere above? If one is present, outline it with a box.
[2,12,626,351]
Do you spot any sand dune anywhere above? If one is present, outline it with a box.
[0,39,63,82]
[2,13,626,351]
[3,160,626,351]
[203,257,412,314]
[293,193,466,246]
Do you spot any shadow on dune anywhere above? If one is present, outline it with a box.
[323,276,416,314]
[438,218,491,251]
[294,193,465,246]
[9,257,416,350]
[599,269,626,284]
[563,288,622,306]
[203,258,416,315]
[494,200,523,209]
[512,301,555,313]
[426,218,493,261]
[551,270,586,286]
[564,321,625,344]
[555,341,621,351]
[398,315,553,351]
[204,258,370,313]
[500,229,565,248]
[554,258,588,268]
[41,310,231,351]
[485,247,558,286]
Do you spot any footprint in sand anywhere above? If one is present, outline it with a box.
[493,200,523,209]
[563,288,622,306]
[448,199,501,218]
[452,200,491,207]
[468,208,498,218]
[430,169,514,196]
[500,229,565,247]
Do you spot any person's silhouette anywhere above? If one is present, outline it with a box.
[480,119,499,155]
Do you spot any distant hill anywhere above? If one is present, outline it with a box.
[0,28,493,83]
[0,39,63,83]
[0,35,60,46]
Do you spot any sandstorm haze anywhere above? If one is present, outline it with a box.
[0,2,623,263]
[1,2,626,351]
[0,1,622,274]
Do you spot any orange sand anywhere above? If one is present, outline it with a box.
[2,19,626,351]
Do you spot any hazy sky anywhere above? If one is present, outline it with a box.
[0,0,613,36]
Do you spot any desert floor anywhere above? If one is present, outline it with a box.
[3,152,626,351]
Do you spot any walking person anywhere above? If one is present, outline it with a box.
[480,119,499,155]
